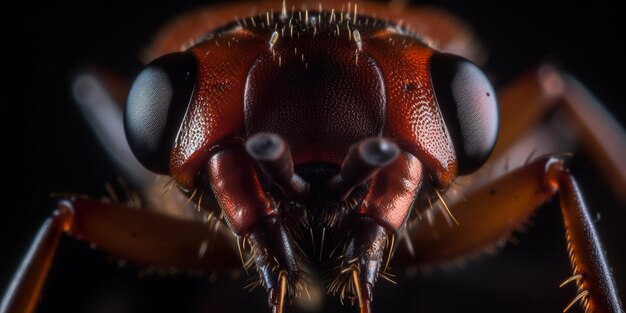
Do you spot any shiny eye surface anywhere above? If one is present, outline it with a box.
[430,53,499,175]
[124,52,197,174]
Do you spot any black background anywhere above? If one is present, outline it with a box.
[3,1,625,312]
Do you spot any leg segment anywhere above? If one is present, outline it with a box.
[72,70,156,189]
[72,70,196,220]
[396,157,622,312]
[493,66,626,202]
[1,207,72,313]
[492,67,560,160]
[550,163,622,313]
[1,199,239,313]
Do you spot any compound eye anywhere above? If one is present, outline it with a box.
[124,52,197,174]
[430,53,498,175]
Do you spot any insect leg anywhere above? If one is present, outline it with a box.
[0,207,71,313]
[396,156,623,312]
[494,66,626,202]
[1,199,239,313]
[72,70,157,189]
[72,70,201,219]
[548,160,622,312]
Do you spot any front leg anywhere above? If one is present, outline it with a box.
[493,66,626,202]
[396,157,622,313]
[207,146,302,312]
[0,199,239,313]
[549,161,622,312]
[0,207,72,313]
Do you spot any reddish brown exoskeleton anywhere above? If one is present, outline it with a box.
[2,1,624,313]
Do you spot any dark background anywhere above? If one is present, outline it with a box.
[4,1,625,312]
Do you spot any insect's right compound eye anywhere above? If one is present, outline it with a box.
[124,52,197,174]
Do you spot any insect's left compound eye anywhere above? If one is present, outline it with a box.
[430,53,499,175]
[125,52,197,174]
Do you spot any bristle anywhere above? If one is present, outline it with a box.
[104,182,119,203]
[563,290,589,312]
